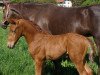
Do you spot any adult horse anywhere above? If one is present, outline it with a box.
[1,0,100,74]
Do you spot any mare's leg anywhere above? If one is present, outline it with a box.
[94,36,100,75]
[35,58,43,75]
[84,63,93,75]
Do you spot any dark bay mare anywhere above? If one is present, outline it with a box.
[1,0,100,75]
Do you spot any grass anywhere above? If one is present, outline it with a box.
[0,28,35,75]
[0,10,98,75]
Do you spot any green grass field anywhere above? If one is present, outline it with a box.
[0,26,35,75]
[0,10,98,75]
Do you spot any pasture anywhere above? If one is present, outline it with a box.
[0,9,98,75]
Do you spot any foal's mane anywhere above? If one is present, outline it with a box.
[16,19,47,34]
[29,21,43,33]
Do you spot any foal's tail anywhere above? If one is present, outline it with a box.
[87,37,96,62]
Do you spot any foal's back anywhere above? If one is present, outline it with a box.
[15,19,91,59]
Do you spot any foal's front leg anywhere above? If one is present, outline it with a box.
[35,58,43,75]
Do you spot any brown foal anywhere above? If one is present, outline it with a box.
[7,19,94,75]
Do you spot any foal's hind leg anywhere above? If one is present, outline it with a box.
[84,63,93,75]
[68,52,88,75]
[74,62,88,75]
[69,57,88,75]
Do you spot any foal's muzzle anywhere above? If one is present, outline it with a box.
[0,21,9,29]
[7,41,15,49]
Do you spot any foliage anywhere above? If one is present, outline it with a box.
[70,0,100,6]
[11,0,56,3]
[81,0,100,6]
[70,0,84,6]
[61,60,75,67]
[33,0,56,3]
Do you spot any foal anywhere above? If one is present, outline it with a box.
[7,19,94,75]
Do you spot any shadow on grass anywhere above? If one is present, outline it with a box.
[0,70,3,75]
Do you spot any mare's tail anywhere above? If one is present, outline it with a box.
[87,37,96,62]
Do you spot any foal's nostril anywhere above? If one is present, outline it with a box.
[0,21,9,29]
[4,21,9,25]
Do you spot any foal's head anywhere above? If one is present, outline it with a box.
[7,19,41,48]
[7,20,23,48]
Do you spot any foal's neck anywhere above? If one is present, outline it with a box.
[22,21,48,45]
